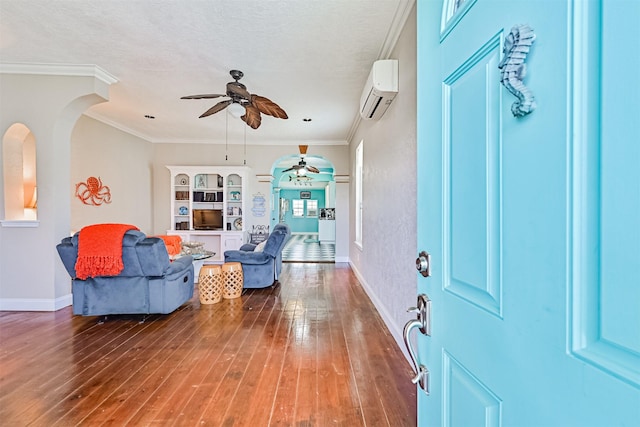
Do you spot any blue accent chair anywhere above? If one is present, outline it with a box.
[223,223,291,288]
[56,230,194,316]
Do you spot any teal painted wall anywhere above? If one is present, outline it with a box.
[280,189,325,233]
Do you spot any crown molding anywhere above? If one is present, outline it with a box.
[346,0,415,145]
[83,110,154,141]
[378,0,416,59]
[84,110,350,146]
[0,62,118,85]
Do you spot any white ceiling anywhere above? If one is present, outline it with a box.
[0,0,414,147]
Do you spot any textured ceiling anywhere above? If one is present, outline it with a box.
[0,0,414,146]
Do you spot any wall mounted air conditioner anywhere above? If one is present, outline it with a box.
[359,59,398,120]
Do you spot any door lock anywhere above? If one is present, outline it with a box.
[416,251,431,277]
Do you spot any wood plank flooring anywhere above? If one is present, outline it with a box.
[0,263,416,426]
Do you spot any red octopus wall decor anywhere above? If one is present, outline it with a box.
[75,176,112,206]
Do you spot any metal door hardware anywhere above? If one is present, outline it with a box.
[403,318,430,394]
[416,251,431,277]
[407,293,431,336]
[403,294,432,394]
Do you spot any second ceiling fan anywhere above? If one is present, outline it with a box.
[181,69,288,129]
[283,145,320,175]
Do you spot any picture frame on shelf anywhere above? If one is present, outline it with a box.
[195,174,207,189]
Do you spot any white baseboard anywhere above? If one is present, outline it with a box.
[348,261,412,366]
[0,294,72,311]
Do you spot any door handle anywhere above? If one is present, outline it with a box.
[403,294,431,394]
[403,319,430,393]
[407,293,431,336]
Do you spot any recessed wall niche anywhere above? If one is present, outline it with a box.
[2,122,38,222]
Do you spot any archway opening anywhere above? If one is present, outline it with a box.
[271,152,336,262]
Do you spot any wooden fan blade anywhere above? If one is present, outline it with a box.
[251,95,288,119]
[181,94,226,99]
[241,104,262,129]
[199,100,232,118]
[283,165,303,173]
[227,82,251,100]
[306,165,320,174]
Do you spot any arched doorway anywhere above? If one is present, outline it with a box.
[271,152,335,262]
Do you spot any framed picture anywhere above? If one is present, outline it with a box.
[300,191,311,199]
[195,174,207,189]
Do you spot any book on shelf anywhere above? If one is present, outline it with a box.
[175,191,189,200]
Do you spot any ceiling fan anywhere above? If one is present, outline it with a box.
[181,69,288,129]
[283,145,320,175]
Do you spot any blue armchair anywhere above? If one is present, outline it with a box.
[57,229,194,316]
[224,223,291,288]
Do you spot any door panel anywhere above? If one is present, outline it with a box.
[568,0,640,388]
[443,32,503,317]
[415,0,640,425]
[443,351,501,427]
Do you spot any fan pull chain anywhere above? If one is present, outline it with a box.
[243,124,247,165]
[225,112,229,161]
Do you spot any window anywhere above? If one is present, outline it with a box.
[355,140,363,248]
[306,200,318,217]
[292,199,304,217]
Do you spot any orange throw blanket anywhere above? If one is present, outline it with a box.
[155,235,182,256]
[75,223,139,280]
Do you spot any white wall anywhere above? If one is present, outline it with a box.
[71,116,154,234]
[334,180,350,263]
[0,70,112,310]
[348,5,417,353]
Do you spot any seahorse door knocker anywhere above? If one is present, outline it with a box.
[498,24,536,117]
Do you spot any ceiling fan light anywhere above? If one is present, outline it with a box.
[227,102,245,118]
[296,168,307,176]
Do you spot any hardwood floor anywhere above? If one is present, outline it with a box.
[0,263,416,426]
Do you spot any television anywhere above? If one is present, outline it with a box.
[193,209,223,230]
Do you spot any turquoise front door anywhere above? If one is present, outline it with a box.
[413,0,640,425]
